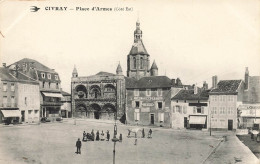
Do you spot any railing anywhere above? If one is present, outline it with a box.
[42,101,63,106]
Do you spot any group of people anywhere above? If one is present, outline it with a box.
[83,129,111,141]
[142,128,153,138]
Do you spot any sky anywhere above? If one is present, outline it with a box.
[0,0,260,93]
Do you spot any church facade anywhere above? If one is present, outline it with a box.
[71,65,125,121]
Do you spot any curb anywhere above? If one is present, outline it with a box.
[202,136,223,164]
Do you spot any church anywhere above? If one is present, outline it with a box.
[71,19,182,125]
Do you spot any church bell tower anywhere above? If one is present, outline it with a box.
[127,19,150,80]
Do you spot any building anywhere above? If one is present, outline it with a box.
[61,90,71,118]
[71,66,125,121]
[209,79,244,131]
[0,66,40,124]
[126,76,180,127]
[8,58,62,120]
[127,19,159,80]
[237,67,260,129]
[171,86,210,130]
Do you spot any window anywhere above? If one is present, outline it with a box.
[28,110,32,114]
[134,112,140,121]
[219,96,222,101]
[3,83,7,91]
[211,107,217,115]
[11,96,15,106]
[3,96,7,107]
[41,73,45,78]
[135,101,140,108]
[140,57,143,69]
[183,106,187,114]
[34,110,38,114]
[197,107,201,113]
[134,89,139,96]
[223,95,226,101]
[42,82,45,88]
[55,75,59,80]
[25,97,27,106]
[47,74,51,79]
[146,89,151,96]
[56,83,59,89]
[133,57,136,69]
[158,102,162,109]
[158,113,164,122]
[11,83,15,91]
[157,89,162,96]
[49,82,51,88]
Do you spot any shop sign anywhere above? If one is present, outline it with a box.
[238,104,260,110]
[142,102,154,107]
[134,97,163,101]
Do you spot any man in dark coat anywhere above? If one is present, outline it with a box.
[107,130,110,141]
[96,130,100,141]
[148,129,152,138]
[76,138,82,154]
[142,128,145,138]
[91,129,95,141]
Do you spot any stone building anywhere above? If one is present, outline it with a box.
[171,86,210,130]
[71,65,125,121]
[8,58,62,120]
[61,90,71,118]
[209,79,244,131]
[0,66,40,124]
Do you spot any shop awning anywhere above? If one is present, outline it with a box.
[1,110,21,117]
[42,92,63,98]
[189,116,206,124]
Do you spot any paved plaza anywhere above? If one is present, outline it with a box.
[0,119,258,164]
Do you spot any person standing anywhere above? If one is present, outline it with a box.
[75,138,82,154]
[142,128,145,138]
[107,130,110,141]
[96,130,100,141]
[91,129,95,141]
[148,129,152,138]
[119,133,122,142]
[101,130,105,141]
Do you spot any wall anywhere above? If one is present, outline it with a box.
[17,82,40,123]
[126,87,172,127]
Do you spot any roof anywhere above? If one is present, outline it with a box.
[210,80,242,94]
[151,60,158,70]
[61,90,71,96]
[129,40,149,56]
[126,76,172,89]
[96,72,116,76]
[0,67,38,84]
[172,89,210,100]
[72,66,78,74]
[116,63,123,73]
[8,58,57,74]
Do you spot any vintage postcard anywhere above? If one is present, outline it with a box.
[0,0,259,163]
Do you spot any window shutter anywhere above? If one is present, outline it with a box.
[140,101,142,108]
[134,112,136,120]
[158,113,161,122]
[172,106,175,113]
[180,106,182,114]
[156,101,158,109]
[161,113,164,122]
[201,107,204,114]
[193,107,196,114]
[162,102,165,110]
[132,101,135,108]
[137,113,140,121]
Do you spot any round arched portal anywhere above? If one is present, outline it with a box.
[102,103,116,120]
[75,85,87,98]
[90,103,102,119]
[90,85,101,99]
[75,104,87,118]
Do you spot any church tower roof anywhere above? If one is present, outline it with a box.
[72,65,78,74]
[116,62,123,75]
[151,60,158,70]
[129,19,149,56]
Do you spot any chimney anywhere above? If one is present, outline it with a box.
[212,75,218,89]
[194,84,198,94]
[2,63,6,68]
[245,67,249,90]
[203,81,208,90]
[171,79,176,86]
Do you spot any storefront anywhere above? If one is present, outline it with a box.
[189,115,207,129]
[238,104,260,130]
[0,109,21,125]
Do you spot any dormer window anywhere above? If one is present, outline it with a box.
[146,89,151,96]
[55,75,59,80]
[41,73,45,79]
[47,74,51,79]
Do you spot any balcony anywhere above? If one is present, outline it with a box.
[42,101,63,106]
[1,103,18,108]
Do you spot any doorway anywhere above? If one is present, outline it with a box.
[150,114,154,125]
[228,120,233,130]
[184,117,188,128]
[94,111,100,119]
[21,111,25,122]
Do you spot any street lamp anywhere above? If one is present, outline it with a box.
[112,113,119,164]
